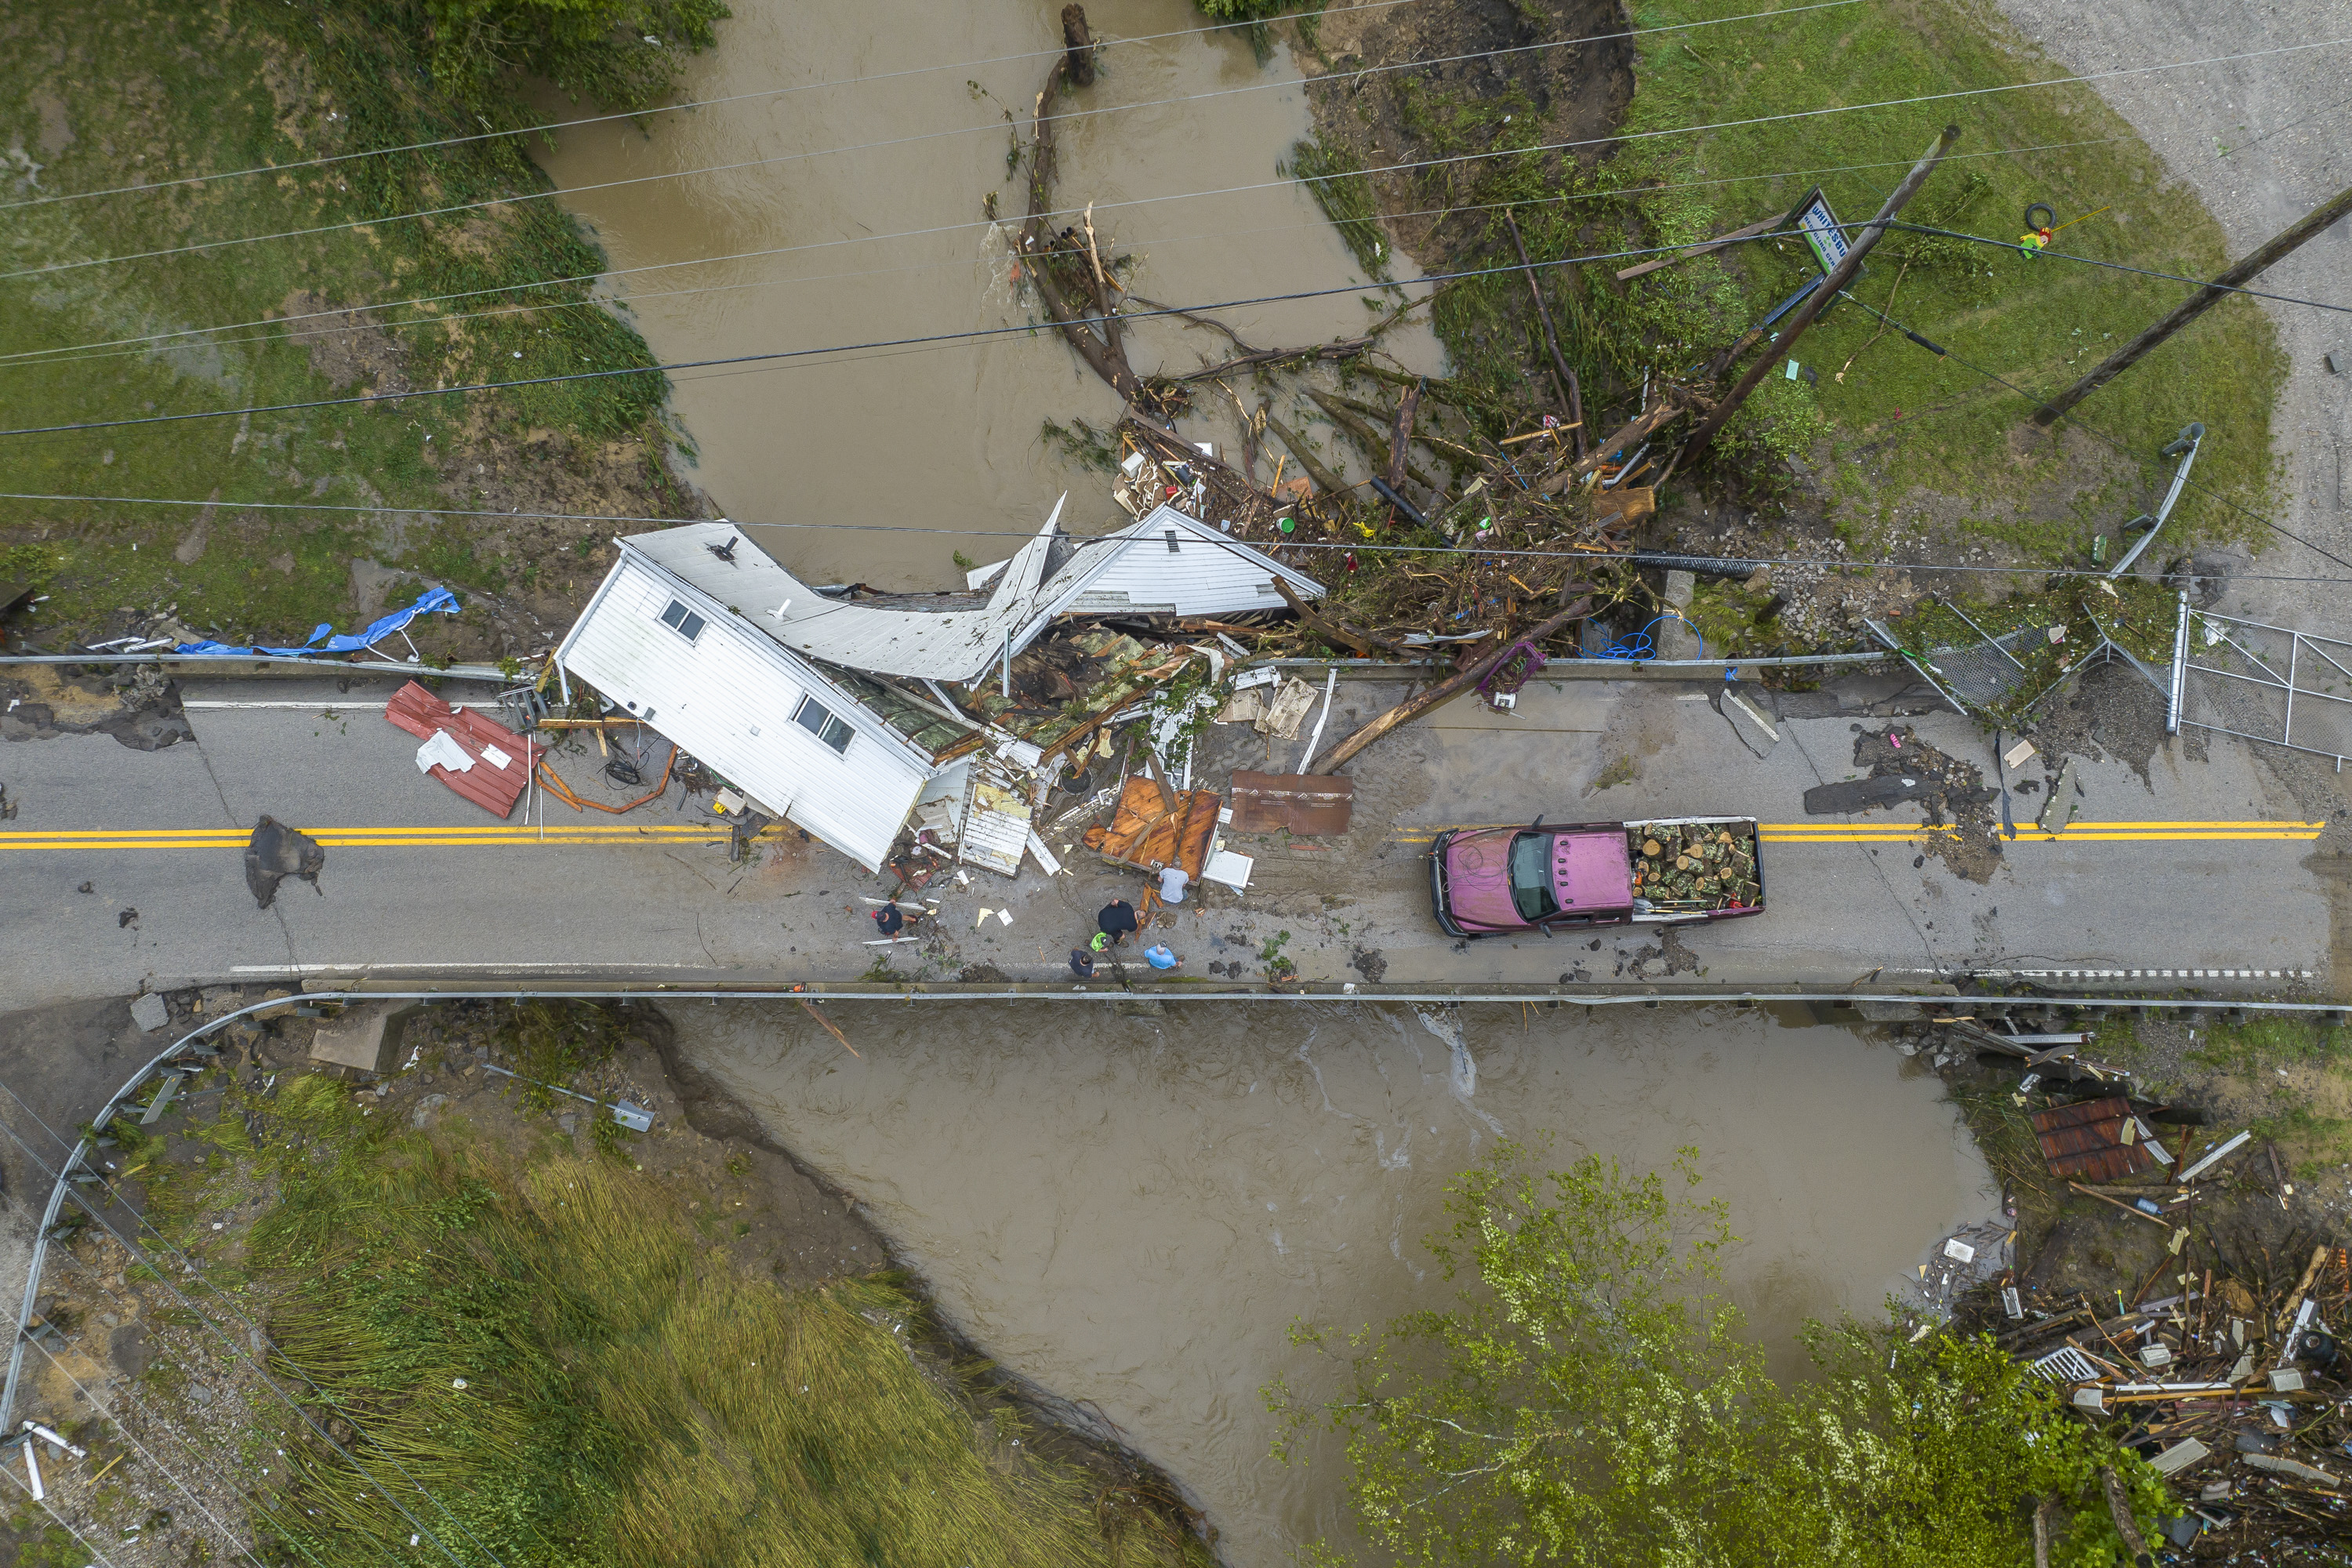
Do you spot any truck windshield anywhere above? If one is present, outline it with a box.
[1508,833,1559,922]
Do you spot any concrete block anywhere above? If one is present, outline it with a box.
[307,1004,412,1075]
[1656,570,1702,659]
[129,993,169,1033]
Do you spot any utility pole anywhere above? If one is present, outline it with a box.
[2034,180,2352,426]
[1679,125,1961,465]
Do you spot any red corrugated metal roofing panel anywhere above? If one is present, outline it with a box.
[383,681,543,818]
[2030,1095,2159,1181]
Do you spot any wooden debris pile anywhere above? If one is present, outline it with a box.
[1629,824,1760,912]
[1999,1239,2352,1555]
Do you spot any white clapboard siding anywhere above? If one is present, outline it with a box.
[556,553,930,871]
[1031,506,1324,621]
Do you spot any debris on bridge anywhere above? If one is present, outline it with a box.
[243,816,325,909]
[383,680,543,818]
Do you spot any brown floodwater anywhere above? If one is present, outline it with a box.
[528,0,1444,587]
[674,1001,1996,1567]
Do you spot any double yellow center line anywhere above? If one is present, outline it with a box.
[0,824,763,851]
[1390,821,2324,846]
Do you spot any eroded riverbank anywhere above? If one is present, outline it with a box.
[673,999,1997,1565]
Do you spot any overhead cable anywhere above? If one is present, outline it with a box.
[8,31,2343,285]
[0,0,1870,283]
[6,491,2344,585]
[0,0,1853,212]
[0,132,2142,372]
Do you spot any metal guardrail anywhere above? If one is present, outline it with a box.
[0,652,514,682]
[7,980,2341,1425]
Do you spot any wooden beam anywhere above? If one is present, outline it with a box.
[1614,213,1780,281]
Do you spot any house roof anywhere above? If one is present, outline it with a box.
[966,504,1327,611]
[622,509,1069,685]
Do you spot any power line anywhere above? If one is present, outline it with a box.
[0,0,1851,215]
[8,490,2349,586]
[0,0,1865,285]
[0,132,2142,372]
[13,1333,283,1568]
[1,231,1806,437]
[1879,220,2352,315]
[0,1462,122,1568]
[11,30,2342,287]
[1832,288,2352,574]
[0,1083,504,1568]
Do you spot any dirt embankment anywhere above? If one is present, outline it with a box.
[1299,0,1633,271]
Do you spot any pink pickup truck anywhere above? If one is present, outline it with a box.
[1428,816,1766,938]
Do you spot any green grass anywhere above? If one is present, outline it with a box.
[0,0,685,644]
[1380,0,2281,564]
[136,1066,1208,1568]
[1610,0,2282,539]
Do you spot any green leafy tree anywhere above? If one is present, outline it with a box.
[421,0,730,112]
[1270,1143,2171,1567]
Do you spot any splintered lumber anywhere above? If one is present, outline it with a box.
[1311,593,1592,772]
[799,1000,859,1058]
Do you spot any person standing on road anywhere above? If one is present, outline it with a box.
[1069,949,1098,978]
[1144,943,1181,971]
[1156,863,1189,906]
[1097,898,1138,946]
[872,902,906,937]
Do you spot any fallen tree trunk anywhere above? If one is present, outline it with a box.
[1272,578,1415,659]
[1310,593,1592,771]
[1308,390,1440,493]
[1022,60,1142,401]
[1504,209,1584,458]
[1261,411,1348,497]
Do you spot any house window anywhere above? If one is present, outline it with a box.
[793,696,855,756]
[659,598,706,643]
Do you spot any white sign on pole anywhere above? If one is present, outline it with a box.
[1789,186,1849,274]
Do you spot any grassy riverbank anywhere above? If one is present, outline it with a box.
[0,2,705,658]
[1298,0,2281,575]
[64,1004,1210,1568]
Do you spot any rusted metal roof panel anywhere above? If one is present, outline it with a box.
[2031,1095,2159,1181]
[1083,775,1220,878]
[383,681,543,818]
[1228,771,1355,836]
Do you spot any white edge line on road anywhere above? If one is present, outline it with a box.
[230,962,727,974]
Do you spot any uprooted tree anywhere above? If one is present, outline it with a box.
[1268,1142,2174,1568]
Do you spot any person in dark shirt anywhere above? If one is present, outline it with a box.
[1069,949,1097,978]
[873,902,906,937]
[1097,898,1138,946]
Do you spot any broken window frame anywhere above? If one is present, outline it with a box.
[658,598,707,644]
[793,695,855,756]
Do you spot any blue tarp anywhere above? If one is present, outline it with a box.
[174,586,459,659]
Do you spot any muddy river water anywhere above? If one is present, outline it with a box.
[530,0,1443,587]
[677,1002,1995,1566]
[542,11,1996,1562]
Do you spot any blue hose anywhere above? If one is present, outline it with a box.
[1598,612,1704,662]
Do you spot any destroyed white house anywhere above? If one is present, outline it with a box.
[553,509,1323,870]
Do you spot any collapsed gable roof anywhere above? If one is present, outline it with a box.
[965,504,1327,616]
[625,502,1323,684]
[625,503,1069,684]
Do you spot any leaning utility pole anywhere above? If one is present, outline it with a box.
[2033,180,2352,426]
[1679,125,1961,465]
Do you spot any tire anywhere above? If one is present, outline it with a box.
[2024,201,2056,230]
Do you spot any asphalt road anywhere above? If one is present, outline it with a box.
[0,672,2332,1005]
[1990,0,2352,633]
